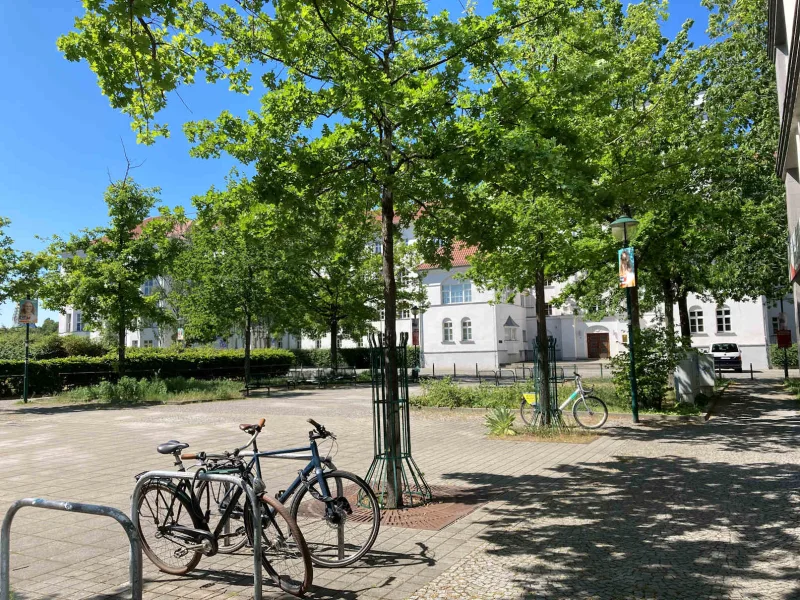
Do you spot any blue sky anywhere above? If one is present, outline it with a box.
[0,0,712,327]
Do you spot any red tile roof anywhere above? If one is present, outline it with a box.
[418,243,477,270]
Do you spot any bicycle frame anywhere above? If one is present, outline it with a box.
[241,435,334,507]
[558,376,590,412]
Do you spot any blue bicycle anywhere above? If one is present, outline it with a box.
[183,418,380,568]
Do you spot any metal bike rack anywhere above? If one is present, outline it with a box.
[1,498,143,600]
[131,471,264,600]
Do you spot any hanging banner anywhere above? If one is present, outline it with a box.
[411,317,419,346]
[618,247,636,288]
[16,299,38,325]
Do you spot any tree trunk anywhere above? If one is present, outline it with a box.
[244,311,252,397]
[677,288,691,342]
[662,278,676,350]
[380,189,403,508]
[535,265,551,426]
[330,317,339,373]
[118,321,126,377]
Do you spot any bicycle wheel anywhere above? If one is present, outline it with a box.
[572,395,608,429]
[245,494,313,596]
[135,481,203,575]
[195,479,248,554]
[520,399,540,426]
[290,470,380,568]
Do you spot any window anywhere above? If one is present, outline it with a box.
[622,333,629,344]
[522,294,535,308]
[544,278,554,286]
[276,339,283,349]
[716,306,732,332]
[65,313,71,332]
[337,337,343,349]
[522,330,527,343]
[442,282,472,304]
[74,312,82,332]
[504,327,517,341]
[143,340,154,348]
[400,308,411,319]
[315,339,322,349]
[372,241,382,255]
[442,319,453,342]
[142,278,157,296]
[132,340,138,348]
[544,303,553,316]
[689,308,704,333]
[379,309,386,320]
[357,338,364,348]
[772,317,780,334]
[461,318,472,341]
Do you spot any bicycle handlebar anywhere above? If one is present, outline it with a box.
[307,418,335,439]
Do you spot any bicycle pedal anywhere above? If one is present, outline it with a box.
[275,490,285,499]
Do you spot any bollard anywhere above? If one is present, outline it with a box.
[750,363,754,380]
[432,363,435,378]
[476,363,479,378]
[454,363,456,378]
[600,363,603,378]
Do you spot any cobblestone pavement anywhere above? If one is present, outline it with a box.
[1,378,799,599]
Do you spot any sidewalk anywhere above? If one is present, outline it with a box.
[1,379,799,599]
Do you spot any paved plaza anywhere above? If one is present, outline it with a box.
[1,378,800,599]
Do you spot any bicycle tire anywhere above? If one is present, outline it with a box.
[519,399,539,426]
[135,480,203,575]
[245,494,313,596]
[290,470,380,568]
[194,479,248,554]
[572,395,608,429]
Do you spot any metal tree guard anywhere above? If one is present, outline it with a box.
[532,336,564,426]
[365,332,431,508]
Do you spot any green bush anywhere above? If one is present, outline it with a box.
[61,376,242,404]
[412,378,532,409]
[610,325,683,410]
[62,335,109,357]
[0,347,294,398]
[292,346,417,369]
[770,344,799,368]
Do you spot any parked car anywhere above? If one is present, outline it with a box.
[710,343,742,372]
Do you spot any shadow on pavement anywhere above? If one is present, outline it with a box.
[440,379,800,599]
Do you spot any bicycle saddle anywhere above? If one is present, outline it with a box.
[157,440,189,455]
[239,418,266,434]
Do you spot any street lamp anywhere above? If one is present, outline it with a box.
[610,215,640,424]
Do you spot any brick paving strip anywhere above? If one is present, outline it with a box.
[1,378,799,599]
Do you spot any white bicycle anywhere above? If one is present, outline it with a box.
[520,372,608,429]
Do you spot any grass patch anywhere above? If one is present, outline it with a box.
[38,376,244,405]
[513,426,600,443]
[414,376,702,415]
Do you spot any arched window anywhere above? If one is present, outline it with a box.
[461,318,472,341]
[442,319,453,342]
[689,307,704,333]
[716,306,732,332]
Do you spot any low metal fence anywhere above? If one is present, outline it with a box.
[1,498,143,600]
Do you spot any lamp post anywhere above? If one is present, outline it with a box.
[610,216,640,424]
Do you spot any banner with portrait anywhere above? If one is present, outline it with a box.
[618,247,636,288]
[16,299,38,325]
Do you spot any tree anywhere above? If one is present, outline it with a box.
[169,178,294,389]
[0,218,14,306]
[560,0,785,353]
[39,168,180,373]
[58,0,532,508]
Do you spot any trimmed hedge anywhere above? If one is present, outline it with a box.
[292,346,419,369]
[770,344,799,369]
[0,347,295,398]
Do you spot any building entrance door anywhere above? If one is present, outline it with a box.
[587,333,610,359]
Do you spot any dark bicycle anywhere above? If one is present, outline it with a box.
[185,418,381,568]
[133,422,313,596]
